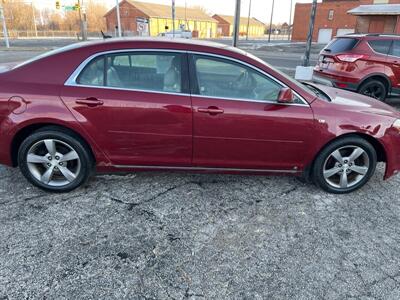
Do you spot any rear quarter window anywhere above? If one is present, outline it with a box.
[324,38,359,54]
[368,40,392,55]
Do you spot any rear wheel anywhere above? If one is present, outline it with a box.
[358,79,388,101]
[18,129,93,192]
[312,137,377,194]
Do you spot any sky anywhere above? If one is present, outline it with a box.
[33,0,315,24]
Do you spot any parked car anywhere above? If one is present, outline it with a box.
[1,38,400,194]
[313,34,400,102]
[158,30,192,39]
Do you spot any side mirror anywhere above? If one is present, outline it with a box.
[278,87,295,104]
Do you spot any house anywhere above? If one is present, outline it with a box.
[212,14,265,37]
[291,0,400,43]
[104,0,218,38]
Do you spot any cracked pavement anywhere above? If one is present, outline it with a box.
[1,164,400,299]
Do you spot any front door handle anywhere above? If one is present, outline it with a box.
[198,106,224,115]
[75,97,104,107]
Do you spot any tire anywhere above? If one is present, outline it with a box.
[358,79,388,102]
[18,128,93,193]
[312,136,377,194]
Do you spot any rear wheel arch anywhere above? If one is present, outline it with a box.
[11,123,96,167]
[358,74,391,92]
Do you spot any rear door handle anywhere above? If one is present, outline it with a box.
[198,107,224,115]
[75,97,104,107]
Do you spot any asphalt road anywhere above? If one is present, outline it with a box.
[1,39,400,299]
[0,38,320,75]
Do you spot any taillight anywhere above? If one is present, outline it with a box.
[336,54,369,63]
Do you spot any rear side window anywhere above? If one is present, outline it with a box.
[324,38,358,54]
[390,40,400,57]
[76,52,184,93]
[77,57,105,86]
[368,40,392,55]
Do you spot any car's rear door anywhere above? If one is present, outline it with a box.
[61,51,193,166]
[189,53,315,172]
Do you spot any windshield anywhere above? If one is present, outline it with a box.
[302,83,331,101]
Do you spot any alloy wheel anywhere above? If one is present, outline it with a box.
[323,145,370,189]
[26,139,81,187]
[360,83,385,100]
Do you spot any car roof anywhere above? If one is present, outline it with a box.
[53,37,248,56]
[335,33,400,40]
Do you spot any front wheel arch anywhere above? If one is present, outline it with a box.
[304,133,386,181]
[11,123,96,168]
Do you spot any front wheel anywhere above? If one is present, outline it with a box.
[312,137,377,194]
[18,128,93,193]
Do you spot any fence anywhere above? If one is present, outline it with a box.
[0,30,104,39]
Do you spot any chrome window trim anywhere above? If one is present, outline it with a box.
[112,164,299,173]
[64,48,309,107]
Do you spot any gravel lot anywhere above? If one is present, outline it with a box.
[2,165,400,299]
[1,40,400,299]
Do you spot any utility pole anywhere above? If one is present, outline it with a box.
[303,0,317,66]
[246,0,252,41]
[172,0,175,37]
[81,2,88,41]
[268,0,275,43]
[288,0,293,41]
[78,0,87,41]
[0,2,9,48]
[116,0,122,37]
[233,0,241,47]
[31,3,38,38]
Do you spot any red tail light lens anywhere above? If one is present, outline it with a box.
[336,54,369,63]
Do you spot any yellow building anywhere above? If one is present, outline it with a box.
[105,0,218,38]
[212,14,266,37]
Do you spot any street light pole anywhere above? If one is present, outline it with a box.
[246,0,252,41]
[288,0,293,41]
[233,0,241,47]
[172,0,175,38]
[268,0,275,43]
[303,0,317,66]
[116,0,122,37]
[31,2,37,38]
[0,2,9,48]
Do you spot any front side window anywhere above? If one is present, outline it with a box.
[77,52,183,93]
[192,55,282,102]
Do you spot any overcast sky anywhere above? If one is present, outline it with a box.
[33,0,314,24]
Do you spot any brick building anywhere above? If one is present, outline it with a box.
[292,0,400,43]
[212,15,265,37]
[104,0,217,38]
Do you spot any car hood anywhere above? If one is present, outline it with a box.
[310,83,400,119]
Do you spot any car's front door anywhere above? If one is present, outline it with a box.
[61,51,193,166]
[189,54,315,172]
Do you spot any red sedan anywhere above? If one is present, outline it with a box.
[0,38,400,194]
